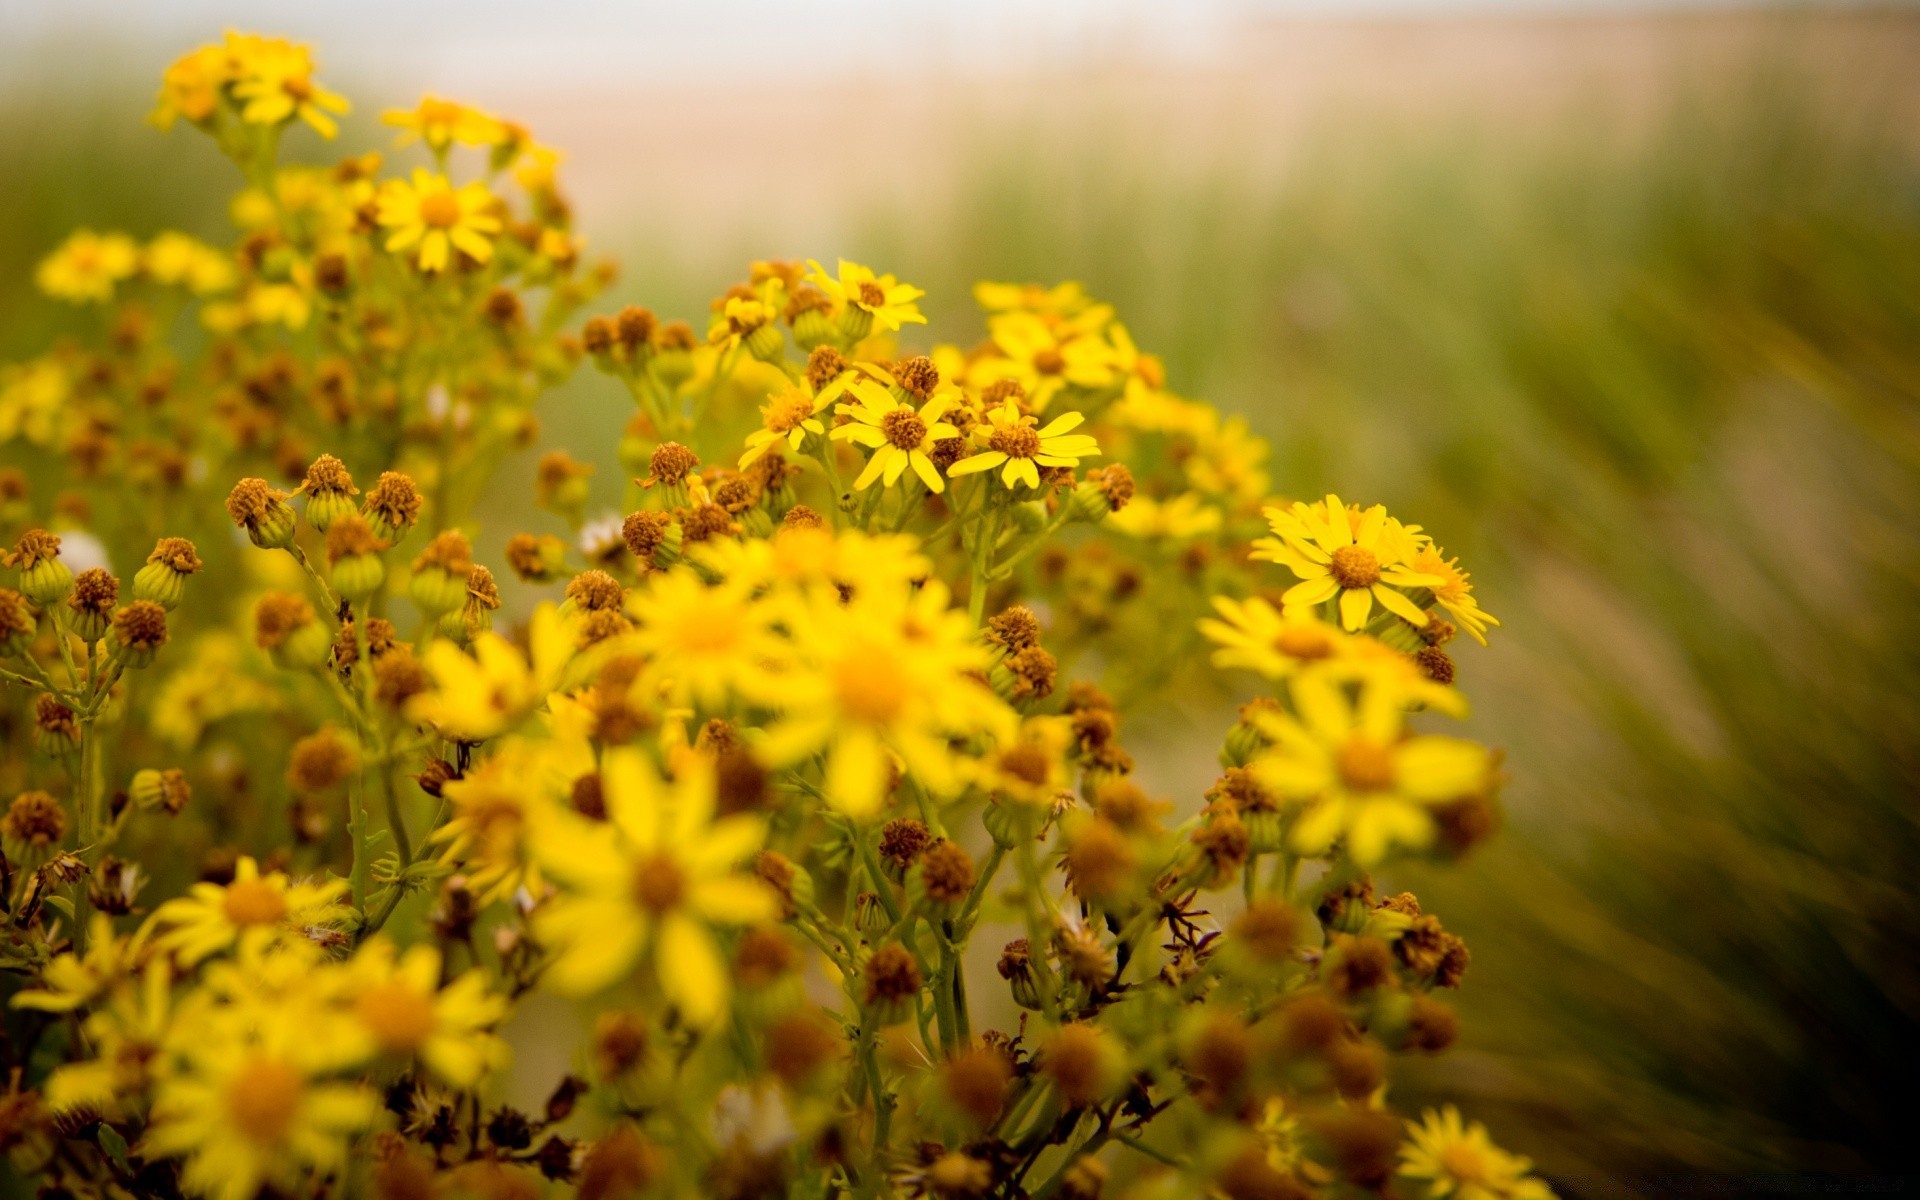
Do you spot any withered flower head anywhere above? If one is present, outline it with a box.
[146,537,203,574]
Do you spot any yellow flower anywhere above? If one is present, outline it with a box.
[531,751,776,1024]
[1411,545,1501,645]
[430,744,553,905]
[145,856,353,965]
[36,230,140,304]
[947,399,1100,492]
[343,938,509,1088]
[761,582,1012,817]
[623,567,789,711]
[226,34,349,139]
[376,169,503,273]
[1198,596,1350,682]
[0,357,71,447]
[806,258,927,333]
[831,379,961,494]
[972,280,1095,317]
[1251,672,1491,865]
[1106,491,1221,539]
[143,1028,375,1200]
[144,232,236,295]
[1255,494,1441,632]
[38,957,174,1116]
[10,916,138,1013]
[409,604,576,741]
[978,310,1118,411]
[1399,1106,1555,1200]
[152,43,230,128]
[382,95,506,151]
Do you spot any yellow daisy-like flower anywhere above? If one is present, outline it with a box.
[831,379,961,494]
[226,34,350,139]
[978,310,1118,411]
[1411,545,1501,645]
[375,169,502,273]
[36,230,140,305]
[738,368,868,468]
[1255,494,1441,632]
[143,1028,375,1200]
[409,604,575,741]
[430,744,554,906]
[152,42,230,128]
[1107,491,1223,539]
[145,856,353,965]
[343,938,509,1088]
[622,567,789,710]
[946,398,1100,492]
[806,258,927,333]
[1198,596,1350,681]
[38,956,174,1116]
[1399,1106,1556,1200]
[1250,672,1492,865]
[531,751,776,1024]
[382,95,506,151]
[10,915,139,1013]
[144,232,236,296]
[761,582,1012,817]
[972,279,1095,317]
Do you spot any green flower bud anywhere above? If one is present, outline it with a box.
[838,304,875,344]
[20,556,74,608]
[226,480,298,550]
[0,589,34,658]
[305,488,357,533]
[409,566,466,616]
[332,553,385,602]
[745,322,785,363]
[108,601,169,669]
[1010,500,1050,534]
[791,306,835,351]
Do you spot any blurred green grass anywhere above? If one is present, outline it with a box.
[5,40,1917,1193]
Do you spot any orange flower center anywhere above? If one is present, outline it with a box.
[222,878,288,927]
[227,1058,304,1145]
[1032,348,1066,375]
[419,191,463,229]
[282,75,314,102]
[631,855,687,914]
[987,423,1041,459]
[764,389,817,433]
[879,408,928,451]
[356,982,438,1052]
[1274,626,1336,661]
[1440,1144,1490,1185]
[1328,545,1381,590]
[857,280,888,309]
[833,658,908,724]
[1335,738,1397,792]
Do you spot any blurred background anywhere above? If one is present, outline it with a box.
[4,2,1917,1195]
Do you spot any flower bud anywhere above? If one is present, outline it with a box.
[362,471,424,544]
[5,530,73,607]
[861,943,921,1026]
[996,938,1043,1011]
[851,890,890,939]
[133,537,202,610]
[254,591,330,671]
[108,600,169,668]
[1009,500,1049,534]
[225,479,298,550]
[0,589,34,657]
[906,841,976,914]
[326,514,387,602]
[745,322,785,363]
[130,767,191,815]
[838,304,874,344]
[300,454,359,533]
[33,694,80,756]
[409,531,474,616]
[66,568,118,641]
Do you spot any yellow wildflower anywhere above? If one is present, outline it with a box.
[36,230,139,304]
[1411,545,1501,645]
[806,258,927,334]
[947,398,1100,491]
[143,1026,374,1200]
[409,604,575,741]
[382,95,506,151]
[226,33,349,138]
[1106,491,1222,539]
[622,567,789,710]
[1255,494,1440,632]
[978,310,1117,411]
[145,856,353,965]
[1399,1106,1556,1200]
[532,751,776,1023]
[1251,673,1491,865]
[376,169,502,272]
[832,379,961,494]
[144,232,236,295]
[431,745,554,905]
[343,938,509,1088]
[1198,596,1349,681]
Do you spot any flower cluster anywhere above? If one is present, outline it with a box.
[0,32,1540,1200]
